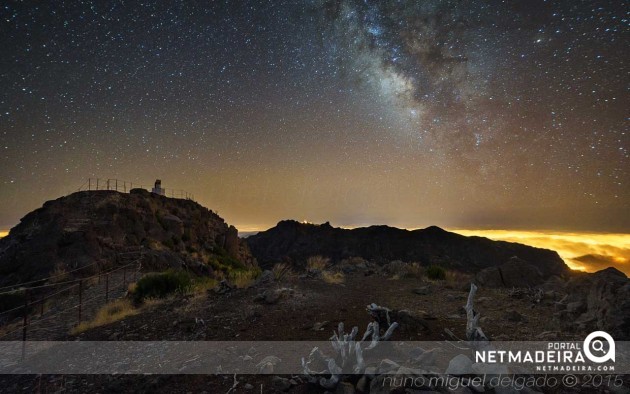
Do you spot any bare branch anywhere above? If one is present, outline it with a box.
[465,283,488,342]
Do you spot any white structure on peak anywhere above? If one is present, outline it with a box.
[152,179,165,195]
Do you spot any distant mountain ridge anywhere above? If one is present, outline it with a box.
[246,220,569,276]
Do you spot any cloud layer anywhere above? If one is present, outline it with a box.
[453,230,630,276]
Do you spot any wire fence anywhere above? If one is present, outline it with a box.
[0,260,143,341]
[76,178,195,201]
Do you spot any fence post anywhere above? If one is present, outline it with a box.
[105,273,109,303]
[88,178,91,191]
[124,182,126,193]
[22,289,29,342]
[96,178,99,190]
[106,179,110,190]
[78,280,83,323]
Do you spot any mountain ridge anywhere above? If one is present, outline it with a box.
[246,220,569,276]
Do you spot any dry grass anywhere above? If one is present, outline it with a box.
[445,270,473,289]
[49,264,69,284]
[213,270,226,281]
[71,299,137,334]
[84,275,100,287]
[192,277,218,292]
[321,270,345,285]
[228,270,260,289]
[405,262,424,279]
[306,255,330,271]
[272,263,296,283]
[385,261,424,279]
[340,256,368,266]
[0,320,21,338]
[141,297,164,308]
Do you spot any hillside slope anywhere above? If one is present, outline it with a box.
[246,220,568,276]
[0,189,256,287]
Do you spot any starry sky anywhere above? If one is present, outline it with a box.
[0,0,628,234]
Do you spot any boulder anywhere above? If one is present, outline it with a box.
[254,288,294,305]
[446,354,473,375]
[475,257,545,288]
[413,286,432,295]
[160,214,184,235]
[271,376,290,392]
[563,267,630,339]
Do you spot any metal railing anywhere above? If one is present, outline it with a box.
[76,178,195,201]
[0,259,143,341]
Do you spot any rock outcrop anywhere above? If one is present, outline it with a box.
[474,257,546,288]
[0,189,256,287]
[560,267,630,340]
[246,220,569,276]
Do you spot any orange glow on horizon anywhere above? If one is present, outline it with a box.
[451,229,630,275]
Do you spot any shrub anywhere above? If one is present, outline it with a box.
[426,265,447,280]
[132,270,192,302]
[306,255,330,272]
[210,246,246,273]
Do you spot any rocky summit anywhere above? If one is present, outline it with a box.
[0,189,256,287]
[246,220,569,276]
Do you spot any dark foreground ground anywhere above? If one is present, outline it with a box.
[0,274,622,393]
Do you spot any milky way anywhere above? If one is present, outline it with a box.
[0,1,627,232]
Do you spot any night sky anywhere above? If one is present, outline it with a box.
[0,0,628,233]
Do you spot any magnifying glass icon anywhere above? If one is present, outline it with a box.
[591,340,604,352]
